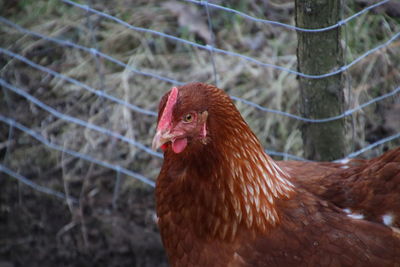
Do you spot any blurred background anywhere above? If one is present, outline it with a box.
[0,0,399,266]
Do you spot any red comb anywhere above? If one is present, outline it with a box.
[158,87,178,131]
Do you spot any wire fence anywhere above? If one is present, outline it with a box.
[1,0,399,205]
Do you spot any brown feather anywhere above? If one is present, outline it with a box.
[280,148,400,227]
[154,83,400,267]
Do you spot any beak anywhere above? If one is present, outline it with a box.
[152,129,172,151]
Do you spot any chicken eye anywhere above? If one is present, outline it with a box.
[183,113,193,123]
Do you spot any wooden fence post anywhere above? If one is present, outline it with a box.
[295,0,346,161]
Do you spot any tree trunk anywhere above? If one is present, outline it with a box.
[295,0,346,161]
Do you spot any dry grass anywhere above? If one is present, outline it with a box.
[1,0,400,187]
[0,0,399,264]
[1,0,399,192]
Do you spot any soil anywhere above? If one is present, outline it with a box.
[0,176,168,267]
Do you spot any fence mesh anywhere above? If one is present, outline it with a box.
[0,0,399,265]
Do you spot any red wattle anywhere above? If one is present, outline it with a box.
[161,143,168,151]
[172,138,187,154]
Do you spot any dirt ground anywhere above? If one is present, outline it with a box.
[0,176,167,267]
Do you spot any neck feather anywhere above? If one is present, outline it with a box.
[207,118,295,234]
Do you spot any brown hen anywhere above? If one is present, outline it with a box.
[152,83,400,267]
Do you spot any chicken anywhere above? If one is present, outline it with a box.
[152,83,400,267]
[280,149,400,228]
